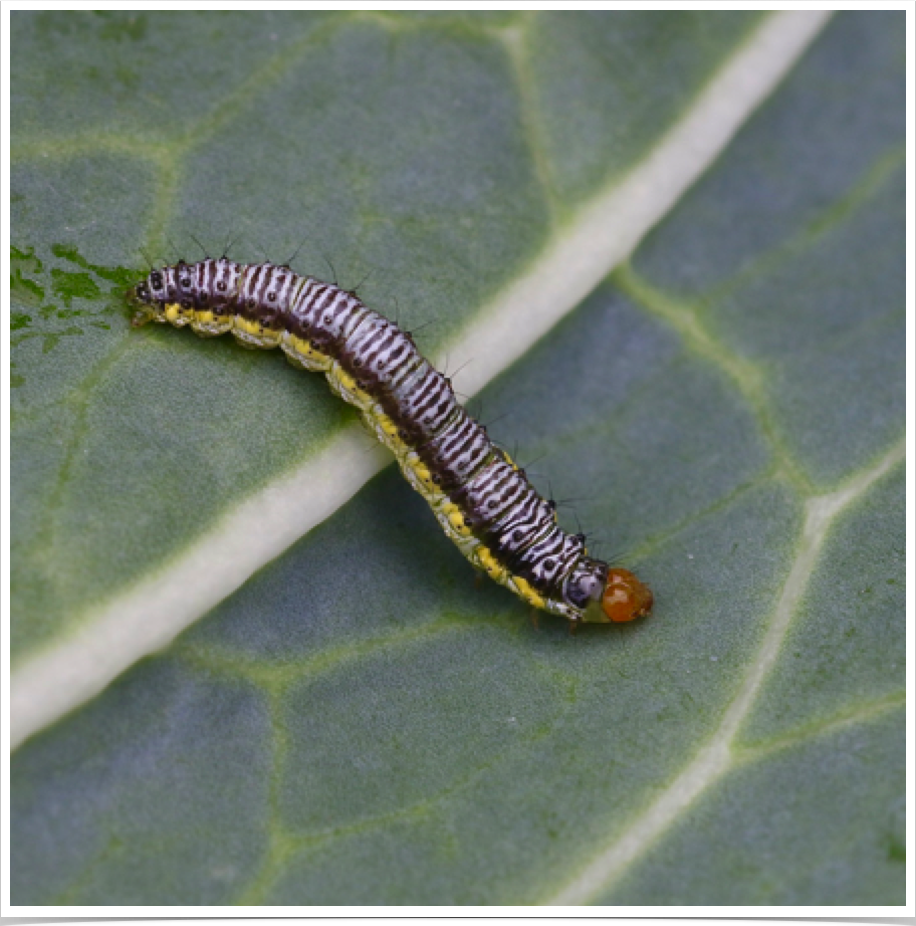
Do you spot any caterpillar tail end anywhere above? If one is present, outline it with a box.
[600,567,654,623]
[127,281,155,327]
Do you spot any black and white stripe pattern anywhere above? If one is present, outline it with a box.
[129,258,654,625]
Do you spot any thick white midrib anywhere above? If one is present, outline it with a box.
[545,440,905,906]
[9,11,831,751]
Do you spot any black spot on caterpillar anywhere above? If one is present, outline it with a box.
[129,258,654,626]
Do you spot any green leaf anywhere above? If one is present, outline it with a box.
[11,11,904,906]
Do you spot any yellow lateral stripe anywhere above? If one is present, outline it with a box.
[510,575,546,610]
[285,333,329,364]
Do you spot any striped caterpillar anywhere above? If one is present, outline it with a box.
[129,258,654,626]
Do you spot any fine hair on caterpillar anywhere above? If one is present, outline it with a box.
[129,257,654,626]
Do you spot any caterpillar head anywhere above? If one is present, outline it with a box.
[596,567,654,623]
[571,562,653,624]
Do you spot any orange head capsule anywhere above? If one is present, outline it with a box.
[579,565,653,624]
[601,567,654,622]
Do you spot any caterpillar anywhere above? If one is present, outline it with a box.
[129,258,654,627]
